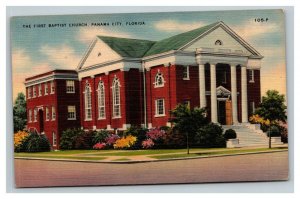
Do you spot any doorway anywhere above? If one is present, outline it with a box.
[38,109,44,133]
[217,100,226,125]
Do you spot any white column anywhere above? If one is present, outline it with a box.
[230,64,238,124]
[241,66,248,123]
[210,64,217,123]
[199,64,206,108]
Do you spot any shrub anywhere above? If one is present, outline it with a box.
[105,134,120,147]
[146,128,165,141]
[160,126,171,131]
[93,142,106,150]
[142,139,154,149]
[267,125,281,137]
[74,130,96,149]
[123,126,148,149]
[14,131,29,152]
[59,128,84,150]
[21,133,51,152]
[113,135,137,149]
[224,129,237,140]
[93,130,109,144]
[195,123,226,148]
[162,129,186,149]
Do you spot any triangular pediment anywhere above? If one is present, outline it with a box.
[216,86,231,96]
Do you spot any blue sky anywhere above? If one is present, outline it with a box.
[11,9,286,101]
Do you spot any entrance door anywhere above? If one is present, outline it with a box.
[225,100,233,125]
[38,109,44,133]
[217,100,226,125]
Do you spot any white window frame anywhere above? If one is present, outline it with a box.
[84,83,92,120]
[38,84,42,96]
[52,132,57,146]
[45,107,50,121]
[51,106,56,120]
[112,78,121,118]
[50,81,55,94]
[249,69,255,83]
[27,87,31,99]
[28,109,32,123]
[183,66,190,80]
[68,105,76,120]
[155,98,165,117]
[154,71,165,88]
[66,80,75,93]
[34,108,37,122]
[250,101,256,115]
[33,86,37,98]
[44,82,48,95]
[97,81,106,119]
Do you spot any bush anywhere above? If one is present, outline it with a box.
[224,129,237,140]
[142,139,154,149]
[162,129,186,149]
[124,126,148,149]
[14,131,30,152]
[105,134,120,147]
[74,130,96,149]
[93,142,106,150]
[113,135,137,149]
[93,130,109,144]
[195,123,226,148]
[267,125,281,137]
[59,128,84,150]
[160,126,171,131]
[21,133,51,152]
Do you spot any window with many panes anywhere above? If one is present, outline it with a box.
[112,78,121,118]
[52,106,56,120]
[50,81,55,94]
[33,86,37,98]
[28,87,32,99]
[28,109,32,122]
[155,99,165,116]
[97,81,105,119]
[38,84,42,96]
[66,80,75,93]
[46,107,50,121]
[249,70,255,82]
[154,71,165,87]
[44,82,48,95]
[183,66,190,80]
[68,106,76,120]
[84,83,92,120]
[34,108,37,121]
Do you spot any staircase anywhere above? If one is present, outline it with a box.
[223,124,270,147]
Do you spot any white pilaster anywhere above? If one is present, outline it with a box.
[199,64,206,108]
[241,66,248,123]
[230,65,238,124]
[210,64,217,123]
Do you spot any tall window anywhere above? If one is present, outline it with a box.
[34,108,37,122]
[68,106,76,120]
[38,84,42,96]
[154,71,165,87]
[249,70,255,82]
[28,109,32,122]
[155,99,165,116]
[97,81,106,119]
[50,81,55,94]
[222,71,227,83]
[33,86,37,98]
[44,82,48,95]
[45,107,50,121]
[66,80,75,93]
[250,101,255,115]
[52,106,56,120]
[183,66,190,80]
[112,78,121,118]
[84,83,92,120]
[27,87,32,99]
[52,132,57,146]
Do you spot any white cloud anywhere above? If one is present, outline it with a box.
[154,20,206,32]
[77,27,132,44]
[12,49,52,100]
[39,44,80,69]
[231,20,279,42]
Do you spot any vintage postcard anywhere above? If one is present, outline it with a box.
[11,9,288,188]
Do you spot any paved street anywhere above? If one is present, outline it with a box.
[14,151,288,188]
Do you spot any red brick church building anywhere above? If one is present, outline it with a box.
[25,21,263,148]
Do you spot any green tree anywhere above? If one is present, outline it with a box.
[255,90,287,123]
[13,92,27,132]
[170,104,209,154]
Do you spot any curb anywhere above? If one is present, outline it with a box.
[14,149,288,164]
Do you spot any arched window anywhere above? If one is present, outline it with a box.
[97,81,105,119]
[154,71,165,87]
[215,40,223,45]
[112,78,121,118]
[84,83,92,120]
